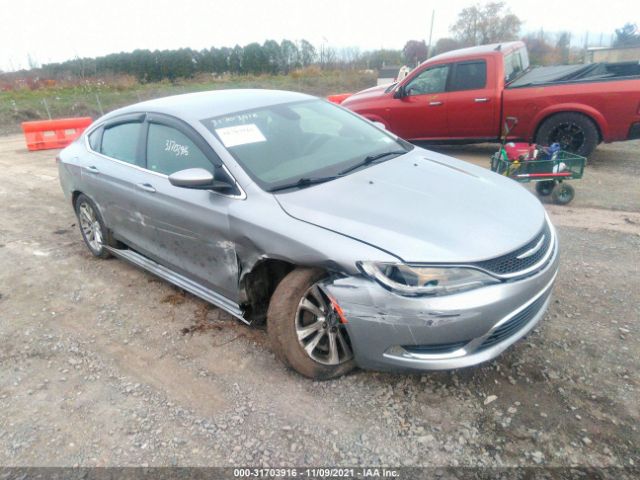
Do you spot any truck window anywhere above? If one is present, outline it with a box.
[405,65,449,96]
[504,48,530,84]
[450,61,487,91]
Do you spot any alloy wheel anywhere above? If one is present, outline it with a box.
[549,122,585,152]
[78,201,103,252]
[295,284,353,366]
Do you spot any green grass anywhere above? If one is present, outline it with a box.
[0,70,375,135]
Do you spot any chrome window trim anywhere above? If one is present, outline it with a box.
[83,125,247,200]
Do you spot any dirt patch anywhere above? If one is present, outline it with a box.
[161,289,186,306]
[0,134,638,468]
[547,206,640,235]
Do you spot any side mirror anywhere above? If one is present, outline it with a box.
[168,168,232,191]
[393,85,407,99]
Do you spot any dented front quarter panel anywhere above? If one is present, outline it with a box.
[228,182,401,281]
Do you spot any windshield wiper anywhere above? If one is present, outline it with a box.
[268,175,340,193]
[338,150,407,176]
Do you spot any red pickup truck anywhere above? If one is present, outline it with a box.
[341,41,640,156]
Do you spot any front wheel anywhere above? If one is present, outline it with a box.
[551,183,575,205]
[267,268,355,380]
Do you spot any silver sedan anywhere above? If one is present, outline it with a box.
[57,89,558,379]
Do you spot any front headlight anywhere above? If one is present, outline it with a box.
[358,262,500,296]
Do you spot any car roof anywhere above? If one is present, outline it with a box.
[104,89,316,122]
[426,41,524,63]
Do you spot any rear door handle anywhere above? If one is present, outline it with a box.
[429,101,443,106]
[474,97,489,103]
[85,165,100,174]
[136,183,156,193]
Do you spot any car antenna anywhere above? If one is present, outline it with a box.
[494,44,502,51]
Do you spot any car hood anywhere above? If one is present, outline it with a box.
[342,84,390,105]
[274,148,546,263]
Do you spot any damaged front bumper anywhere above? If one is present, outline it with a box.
[322,243,559,372]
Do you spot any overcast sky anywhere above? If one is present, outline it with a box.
[1,0,639,71]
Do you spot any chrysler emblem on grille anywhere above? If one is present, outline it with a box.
[516,235,546,259]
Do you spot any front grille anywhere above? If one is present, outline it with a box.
[402,340,469,355]
[472,222,552,276]
[477,291,550,351]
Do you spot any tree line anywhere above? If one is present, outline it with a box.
[37,40,407,82]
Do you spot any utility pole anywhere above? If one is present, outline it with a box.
[427,10,435,58]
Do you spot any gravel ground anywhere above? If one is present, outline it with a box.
[0,135,638,469]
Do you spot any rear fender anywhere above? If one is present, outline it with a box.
[531,104,607,142]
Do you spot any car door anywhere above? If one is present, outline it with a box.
[445,59,498,139]
[83,114,152,249]
[390,64,450,139]
[132,115,241,302]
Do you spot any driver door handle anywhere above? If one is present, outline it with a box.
[474,97,489,103]
[429,101,443,106]
[85,165,100,174]
[136,183,156,193]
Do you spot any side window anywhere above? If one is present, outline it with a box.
[450,61,487,91]
[87,128,101,151]
[406,65,449,96]
[146,123,212,176]
[101,122,143,166]
[504,51,525,83]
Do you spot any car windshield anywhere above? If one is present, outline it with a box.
[202,99,411,191]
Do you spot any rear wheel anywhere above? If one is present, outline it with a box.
[267,267,355,380]
[535,112,598,157]
[535,180,555,197]
[74,194,111,259]
[551,183,575,205]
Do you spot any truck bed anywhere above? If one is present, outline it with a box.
[508,62,640,88]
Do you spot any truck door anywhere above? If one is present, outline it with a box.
[390,64,450,140]
[445,59,498,140]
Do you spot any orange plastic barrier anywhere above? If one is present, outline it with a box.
[327,93,352,104]
[21,117,93,151]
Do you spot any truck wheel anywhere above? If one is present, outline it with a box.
[535,181,555,197]
[535,113,598,157]
[267,267,355,380]
[551,183,575,205]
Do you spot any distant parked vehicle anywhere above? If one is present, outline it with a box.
[58,90,558,379]
[341,41,640,156]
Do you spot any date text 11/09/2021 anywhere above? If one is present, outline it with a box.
[233,468,400,478]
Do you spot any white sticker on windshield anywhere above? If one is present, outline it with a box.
[215,124,266,148]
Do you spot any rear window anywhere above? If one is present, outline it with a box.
[101,122,143,166]
[504,48,530,84]
[87,129,101,151]
[450,61,487,91]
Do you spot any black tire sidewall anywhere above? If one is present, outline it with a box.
[267,267,356,380]
[535,181,555,196]
[535,112,598,157]
[74,194,110,258]
[551,183,575,205]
